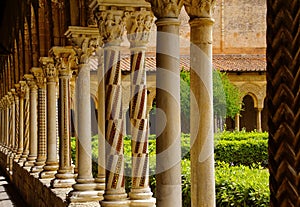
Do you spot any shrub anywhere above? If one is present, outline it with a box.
[214,139,268,167]
[215,162,269,207]
[215,131,268,141]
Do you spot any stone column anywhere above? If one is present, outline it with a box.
[23,74,38,169]
[31,67,47,174]
[13,88,20,161]
[0,101,3,150]
[20,83,30,163]
[235,113,240,131]
[8,90,16,170]
[65,27,103,202]
[40,57,59,178]
[256,108,262,132]
[16,81,26,165]
[184,1,216,206]
[95,44,106,193]
[126,10,155,206]
[94,9,129,206]
[50,47,76,188]
[4,95,10,154]
[146,1,183,206]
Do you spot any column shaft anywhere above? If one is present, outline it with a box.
[14,94,20,161]
[31,68,47,175]
[21,86,30,163]
[24,75,38,168]
[50,47,76,188]
[68,61,102,202]
[189,18,216,206]
[155,18,182,207]
[235,114,240,131]
[256,109,262,132]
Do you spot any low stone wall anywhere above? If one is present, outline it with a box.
[12,162,68,207]
[0,151,101,207]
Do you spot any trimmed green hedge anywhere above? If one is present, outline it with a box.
[215,139,268,167]
[215,131,268,141]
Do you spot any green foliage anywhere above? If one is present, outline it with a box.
[215,130,268,141]
[71,132,269,206]
[215,139,268,167]
[215,162,269,207]
[213,70,243,118]
[180,69,243,123]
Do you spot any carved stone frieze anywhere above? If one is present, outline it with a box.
[146,0,184,18]
[94,9,127,44]
[40,57,56,82]
[31,67,46,89]
[184,0,216,18]
[126,9,154,45]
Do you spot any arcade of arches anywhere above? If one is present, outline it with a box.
[0,0,299,207]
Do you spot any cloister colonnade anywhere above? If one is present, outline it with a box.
[0,0,299,207]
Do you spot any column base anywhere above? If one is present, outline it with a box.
[130,198,156,207]
[95,177,105,191]
[40,162,59,179]
[68,190,103,203]
[51,172,76,188]
[30,163,45,174]
[101,200,130,207]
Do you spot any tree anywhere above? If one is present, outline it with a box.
[180,69,243,132]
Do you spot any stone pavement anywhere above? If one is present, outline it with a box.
[0,170,29,207]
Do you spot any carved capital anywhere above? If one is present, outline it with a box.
[49,47,76,78]
[31,67,46,89]
[4,95,10,107]
[146,0,184,18]
[65,26,101,64]
[7,92,12,105]
[126,9,154,46]
[15,81,27,98]
[9,90,15,104]
[39,57,57,82]
[94,9,127,45]
[24,74,38,90]
[184,0,216,18]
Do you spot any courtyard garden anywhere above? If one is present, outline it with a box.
[71,130,270,206]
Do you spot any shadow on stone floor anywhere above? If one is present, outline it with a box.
[0,170,29,207]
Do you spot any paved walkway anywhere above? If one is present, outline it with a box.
[0,170,29,207]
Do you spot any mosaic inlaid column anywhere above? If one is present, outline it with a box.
[95,9,129,206]
[184,1,216,206]
[126,10,155,206]
[23,74,38,169]
[65,27,103,202]
[20,83,30,164]
[31,67,47,174]
[39,57,59,178]
[51,47,76,188]
[16,81,26,164]
[146,1,183,206]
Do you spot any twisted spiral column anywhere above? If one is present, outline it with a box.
[24,74,38,169]
[125,9,155,204]
[267,0,300,206]
[20,85,30,163]
[8,91,15,171]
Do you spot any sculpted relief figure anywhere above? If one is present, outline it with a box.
[95,10,126,44]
